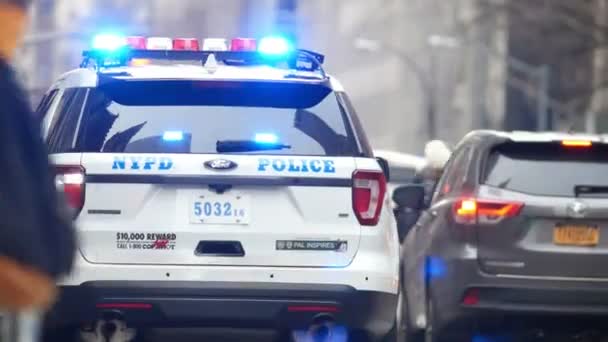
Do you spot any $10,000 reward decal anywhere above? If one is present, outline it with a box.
[116,232,177,250]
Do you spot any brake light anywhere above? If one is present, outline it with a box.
[462,288,480,306]
[173,38,200,51]
[55,166,85,218]
[562,140,592,147]
[453,198,523,224]
[352,170,386,226]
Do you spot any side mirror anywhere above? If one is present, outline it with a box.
[392,184,426,210]
[376,157,390,182]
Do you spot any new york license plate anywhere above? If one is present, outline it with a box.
[190,194,250,225]
[553,224,599,246]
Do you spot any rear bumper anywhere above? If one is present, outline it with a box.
[430,256,608,331]
[47,281,397,339]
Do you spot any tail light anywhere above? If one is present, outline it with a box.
[462,288,480,306]
[55,166,86,218]
[453,198,523,224]
[352,170,387,226]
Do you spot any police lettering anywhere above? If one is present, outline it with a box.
[258,158,336,173]
[112,156,173,171]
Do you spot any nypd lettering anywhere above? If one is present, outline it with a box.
[258,158,336,173]
[116,232,176,250]
[112,156,173,171]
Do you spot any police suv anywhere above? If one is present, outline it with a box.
[41,35,401,341]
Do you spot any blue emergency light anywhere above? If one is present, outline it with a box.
[92,33,128,51]
[254,133,279,144]
[162,131,184,142]
[257,36,293,56]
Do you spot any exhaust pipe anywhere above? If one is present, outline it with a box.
[79,310,136,342]
[308,313,336,342]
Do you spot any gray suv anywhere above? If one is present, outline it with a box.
[395,130,608,341]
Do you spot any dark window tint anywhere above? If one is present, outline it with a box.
[47,89,87,153]
[35,89,59,120]
[72,81,359,156]
[483,142,608,197]
[432,147,470,202]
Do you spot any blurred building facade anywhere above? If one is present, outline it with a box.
[15,0,507,154]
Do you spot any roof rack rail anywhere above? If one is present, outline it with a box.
[80,48,327,78]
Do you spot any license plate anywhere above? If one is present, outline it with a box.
[553,224,599,246]
[190,194,250,225]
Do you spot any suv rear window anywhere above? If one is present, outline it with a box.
[483,142,608,197]
[47,80,360,156]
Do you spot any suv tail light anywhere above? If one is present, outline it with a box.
[352,170,387,226]
[453,198,523,224]
[55,166,86,217]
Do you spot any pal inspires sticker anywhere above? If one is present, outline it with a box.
[116,232,177,250]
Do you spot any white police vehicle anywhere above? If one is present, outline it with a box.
[41,34,400,341]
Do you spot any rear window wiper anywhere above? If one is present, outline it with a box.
[216,140,291,153]
[574,185,608,197]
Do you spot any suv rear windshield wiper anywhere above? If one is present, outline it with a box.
[216,140,292,153]
[574,185,608,197]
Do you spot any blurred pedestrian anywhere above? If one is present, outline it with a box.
[0,0,75,319]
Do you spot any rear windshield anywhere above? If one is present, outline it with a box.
[46,80,360,156]
[483,142,608,197]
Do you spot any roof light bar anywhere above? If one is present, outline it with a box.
[146,37,173,50]
[203,38,229,51]
[231,38,257,51]
[92,34,127,51]
[173,38,200,51]
[126,36,146,49]
[83,34,326,77]
[258,36,293,55]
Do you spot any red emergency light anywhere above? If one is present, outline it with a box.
[126,36,146,49]
[231,38,257,51]
[173,38,200,51]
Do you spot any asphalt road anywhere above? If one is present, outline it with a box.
[44,325,608,341]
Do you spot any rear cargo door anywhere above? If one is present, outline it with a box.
[79,153,359,267]
[476,142,608,278]
[48,79,364,267]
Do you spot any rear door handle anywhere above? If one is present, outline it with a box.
[195,241,245,257]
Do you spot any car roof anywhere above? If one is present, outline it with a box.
[48,64,345,92]
[462,129,608,145]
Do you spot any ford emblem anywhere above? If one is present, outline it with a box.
[204,159,238,171]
